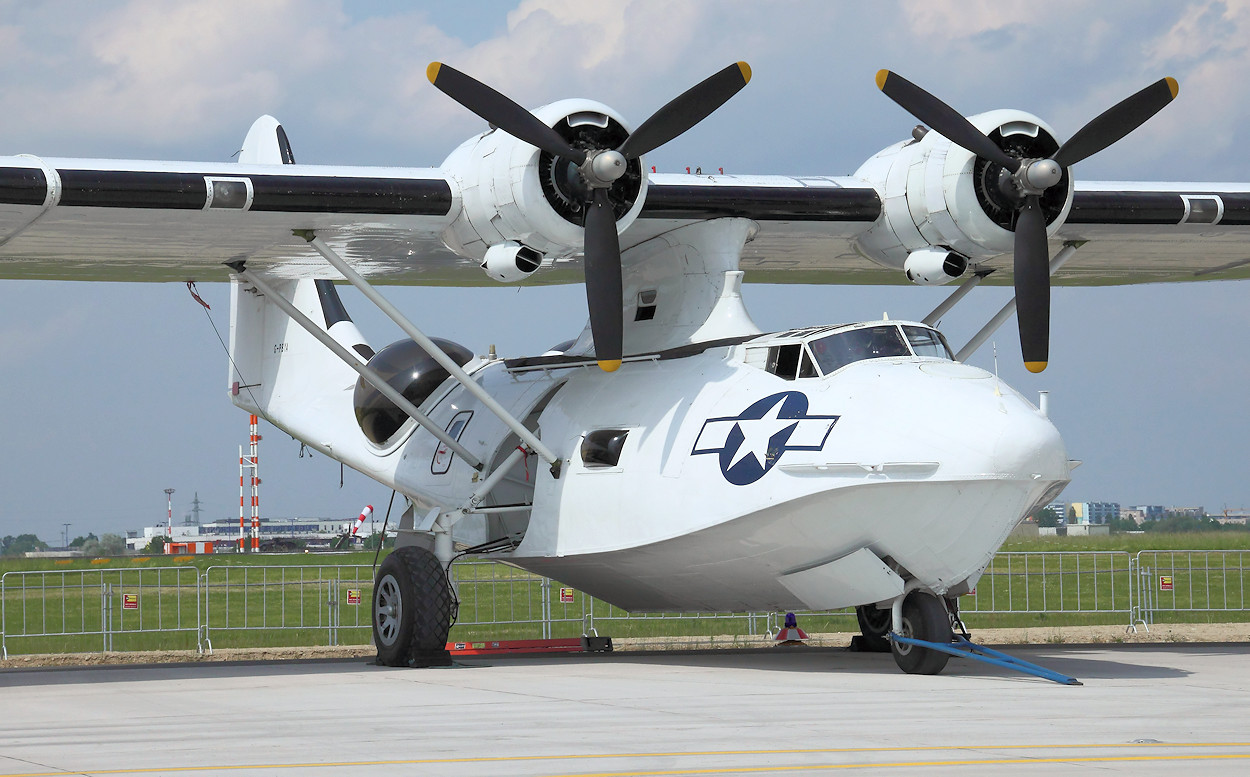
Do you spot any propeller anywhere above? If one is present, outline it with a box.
[876,70,1178,372]
[428,61,752,371]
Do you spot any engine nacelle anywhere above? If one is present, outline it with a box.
[904,247,968,286]
[481,241,543,282]
[853,109,1074,271]
[439,99,648,267]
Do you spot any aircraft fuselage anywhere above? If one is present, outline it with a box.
[397,320,1069,613]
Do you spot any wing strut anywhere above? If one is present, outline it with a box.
[954,242,1084,363]
[227,261,486,472]
[295,231,562,475]
[921,268,994,327]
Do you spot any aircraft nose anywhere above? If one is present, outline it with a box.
[883,361,1069,481]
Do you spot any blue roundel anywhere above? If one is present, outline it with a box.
[690,391,840,486]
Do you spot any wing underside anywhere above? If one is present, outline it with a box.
[1,156,1248,286]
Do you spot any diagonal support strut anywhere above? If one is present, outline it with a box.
[297,231,561,473]
[228,262,485,471]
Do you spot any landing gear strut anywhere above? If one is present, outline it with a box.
[372,546,454,667]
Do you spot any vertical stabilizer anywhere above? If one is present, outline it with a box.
[238,115,296,165]
[227,275,373,462]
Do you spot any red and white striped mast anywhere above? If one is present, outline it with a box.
[164,488,175,539]
[238,414,261,551]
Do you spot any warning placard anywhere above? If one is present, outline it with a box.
[1159,576,1174,591]
[122,593,139,610]
[559,587,575,604]
[346,589,362,605]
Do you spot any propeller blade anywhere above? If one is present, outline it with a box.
[427,62,587,164]
[876,70,1020,173]
[583,188,624,372]
[1013,195,1051,373]
[1053,77,1179,168]
[617,62,752,160]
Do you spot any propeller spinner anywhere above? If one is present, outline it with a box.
[428,61,752,372]
[876,70,1178,372]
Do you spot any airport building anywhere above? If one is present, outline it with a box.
[1069,502,1121,525]
[126,516,369,551]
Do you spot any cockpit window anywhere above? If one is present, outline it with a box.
[798,349,818,378]
[903,325,954,359]
[766,344,802,380]
[808,325,911,375]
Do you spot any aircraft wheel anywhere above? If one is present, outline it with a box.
[853,605,893,653]
[890,591,952,675]
[372,546,453,667]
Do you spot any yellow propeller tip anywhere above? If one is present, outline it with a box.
[1165,76,1179,99]
[1025,361,1048,374]
[427,62,442,84]
[598,359,622,373]
[737,61,752,83]
[875,70,890,90]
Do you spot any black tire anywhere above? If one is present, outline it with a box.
[372,546,453,667]
[854,605,893,653]
[890,592,952,675]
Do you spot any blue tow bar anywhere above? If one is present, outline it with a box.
[889,633,1082,686]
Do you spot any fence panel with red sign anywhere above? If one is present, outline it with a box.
[1131,550,1250,631]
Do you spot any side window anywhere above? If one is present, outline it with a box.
[799,348,819,378]
[766,344,801,380]
[903,325,952,359]
[581,429,629,468]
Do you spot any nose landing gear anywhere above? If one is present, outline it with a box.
[889,591,953,674]
[883,587,1082,685]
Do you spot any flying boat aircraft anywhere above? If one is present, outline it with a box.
[1,62,1244,675]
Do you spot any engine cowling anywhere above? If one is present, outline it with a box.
[853,109,1074,271]
[439,99,648,271]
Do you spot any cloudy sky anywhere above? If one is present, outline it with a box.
[2,0,1248,542]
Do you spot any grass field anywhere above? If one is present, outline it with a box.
[2,535,1248,656]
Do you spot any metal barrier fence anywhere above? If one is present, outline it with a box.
[3,551,1249,656]
[961,551,1133,618]
[202,565,377,650]
[1131,550,1250,630]
[1,566,202,658]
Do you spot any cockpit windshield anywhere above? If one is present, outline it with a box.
[808,325,909,374]
[805,324,952,376]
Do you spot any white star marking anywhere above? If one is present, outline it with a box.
[728,397,799,469]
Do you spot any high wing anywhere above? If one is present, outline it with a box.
[1,157,1248,285]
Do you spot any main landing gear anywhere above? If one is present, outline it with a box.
[372,546,454,667]
[852,604,893,653]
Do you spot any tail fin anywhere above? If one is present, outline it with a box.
[238,115,296,165]
[227,115,375,458]
[228,276,373,457]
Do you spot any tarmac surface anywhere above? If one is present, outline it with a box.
[1,643,1249,776]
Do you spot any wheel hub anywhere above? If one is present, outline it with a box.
[375,574,402,646]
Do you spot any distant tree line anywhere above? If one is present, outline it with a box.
[1,532,130,557]
[1,534,49,556]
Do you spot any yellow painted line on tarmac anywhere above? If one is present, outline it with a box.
[553,753,1250,776]
[3,742,1249,777]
